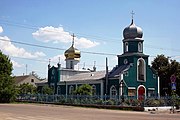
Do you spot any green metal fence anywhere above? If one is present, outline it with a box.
[16,94,180,107]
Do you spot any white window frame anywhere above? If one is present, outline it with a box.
[92,85,96,95]
[69,85,74,95]
[110,85,117,99]
[125,42,128,52]
[138,42,142,52]
[137,58,146,82]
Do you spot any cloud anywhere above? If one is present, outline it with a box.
[32,26,99,48]
[50,54,66,63]
[75,37,99,48]
[11,60,23,68]
[32,26,71,43]
[0,36,46,58]
[49,54,66,67]
[0,26,3,33]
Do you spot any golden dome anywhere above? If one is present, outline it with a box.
[64,44,81,60]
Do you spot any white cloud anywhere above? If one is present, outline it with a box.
[0,26,3,33]
[75,37,99,48]
[32,26,99,48]
[50,54,65,63]
[11,60,23,68]
[111,56,118,64]
[0,36,46,58]
[32,26,72,43]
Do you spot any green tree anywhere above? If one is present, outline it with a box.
[74,84,92,95]
[42,85,53,95]
[17,83,37,95]
[0,51,16,102]
[152,54,180,96]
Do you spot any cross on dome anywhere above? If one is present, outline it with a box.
[71,33,76,46]
[131,10,135,20]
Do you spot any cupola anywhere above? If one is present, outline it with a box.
[64,34,81,61]
[123,19,143,39]
[64,44,81,61]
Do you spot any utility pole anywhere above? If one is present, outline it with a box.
[26,64,27,75]
[105,57,108,95]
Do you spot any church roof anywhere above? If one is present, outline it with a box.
[108,65,130,78]
[14,75,30,84]
[62,71,106,82]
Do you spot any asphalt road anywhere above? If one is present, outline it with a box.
[0,104,179,120]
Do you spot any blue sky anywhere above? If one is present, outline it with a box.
[0,0,180,78]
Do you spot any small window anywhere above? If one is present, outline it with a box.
[31,79,34,82]
[128,88,136,97]
[92,85,96,95]
[138,42,142,52]
[69,86,74,95]
[70,61,73,69]
[110,86,117,99]
[148,90,155,97]
[57,86,61,95]
[125,42,128,52]
[124,71,128,76]
[153,74,156,79]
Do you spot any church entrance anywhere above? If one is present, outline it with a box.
[138,85,145,100]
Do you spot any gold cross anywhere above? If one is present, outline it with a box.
[71,33,76,46]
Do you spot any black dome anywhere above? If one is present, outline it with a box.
[123,19,143,39]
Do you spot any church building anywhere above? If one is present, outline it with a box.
[47,16,159,100]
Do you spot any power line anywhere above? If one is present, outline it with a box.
[1,38,179,59]
[1,18,178,52]
[0,38,117,56]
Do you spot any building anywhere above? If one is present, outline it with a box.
[14,74,42,87]
[47,17,159,100]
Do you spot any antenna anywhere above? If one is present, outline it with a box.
[82,62,86,70]
[26,64,27,75]
[49,59,51,65]
[58,57,60,63]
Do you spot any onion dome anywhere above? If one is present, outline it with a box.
[64,44,81,60]
[123,19,143,39]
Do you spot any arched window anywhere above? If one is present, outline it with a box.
[92,85,96,95]
[110,85,117,99]
[70,61,73,69]
[69,86,74,95]
[138,42,142,52]
[125,42,128,52]
[137,58,146,81]
[57,86,61,95]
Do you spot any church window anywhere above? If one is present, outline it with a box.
[92,85,96,95]
[138,42,142,52]
[31,79,34,82]
[70,61,73,69]
[124,71,128,76]
[128,87,136,97]
[57,86,61,95]
[153,74,156,79]
[148,88,155,97]
[125,42,128,52]
[69,86,74,95]
[137,58,146,81]
[110,85,117,99]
